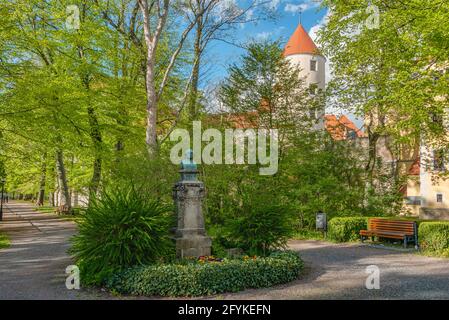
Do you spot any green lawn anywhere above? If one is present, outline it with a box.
[292,229,326,241]
[34,204,82,222]
[0,233,10,249]
[35,205,56,214]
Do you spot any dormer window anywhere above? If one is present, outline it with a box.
[310,60,317,72]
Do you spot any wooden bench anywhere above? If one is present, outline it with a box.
[360,218,418,249]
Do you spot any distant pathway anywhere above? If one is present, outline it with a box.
[0,201,110,299]
[1,201,449,300]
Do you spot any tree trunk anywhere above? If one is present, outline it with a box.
[87,106,102,196]
[145,56,158,155]
[48,192,54,207]
[78,34,103,197]
[55,149,71,209]
[189,10,203,121]
[36,153,47,206]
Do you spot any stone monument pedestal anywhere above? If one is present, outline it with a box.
[173,179,211,258]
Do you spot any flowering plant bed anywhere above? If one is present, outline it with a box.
[106,251,303,297]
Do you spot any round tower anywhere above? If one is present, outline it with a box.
[283,23,326,129]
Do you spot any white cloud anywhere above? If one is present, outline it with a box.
[284,1,321,14]
[213,0,243,20]
[245,9,254,20]
[285,3,307,13]
[267,0,282,11]
[309,12,328,43]
[255,31,273,40]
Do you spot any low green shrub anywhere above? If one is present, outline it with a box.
[327,217,367,242]
[70,184,175,285]
[419,222,449,257]
[107,251,303,297]
[225,199,296,256]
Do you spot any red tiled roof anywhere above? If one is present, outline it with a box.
[325,115,364,140]
[408,157,420,176]
[284,23,322,57]
[207,111,259,129]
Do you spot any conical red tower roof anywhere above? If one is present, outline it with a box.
[284,23,322,57]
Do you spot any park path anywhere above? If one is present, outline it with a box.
[0,201,111,299]
[1,201,449,300]
[220,240,449,300]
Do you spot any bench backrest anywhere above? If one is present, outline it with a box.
[368,218,416,235]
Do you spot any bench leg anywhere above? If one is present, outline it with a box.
[361,235,365,243]
[404,236,408,249]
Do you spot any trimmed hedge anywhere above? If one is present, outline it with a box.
[326,218,449,256]
[419,222,449,257]
[327,217,367,242]
[106,251,303,297]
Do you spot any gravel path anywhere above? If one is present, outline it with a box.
[220,240,449,300]
[1,201,449,300]
[0,202,110,299]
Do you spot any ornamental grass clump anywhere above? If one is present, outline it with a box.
[70,184,175,285]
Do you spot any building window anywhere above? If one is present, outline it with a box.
[310,60,317,72]
[433,150,446,171]
[437,193,443,203]
[405,196,422,206]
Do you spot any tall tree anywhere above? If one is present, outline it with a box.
[187,0,274,120]
[136,0,214,154]
[320,0,449,181]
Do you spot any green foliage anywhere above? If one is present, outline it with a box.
[321,0,449,143]
[106,251,303,297]
[203,130,401,252]
[219,40,317,133]
[282,132,401,230]
[292,229,325,241]
[108,153,178,204]
[0,0,191,202]
[419,222,449,257]
[0,233,10,249]
[327,217,368,242]
[70,185,175,285]
[225,199,295,256]
[204,164,295,256]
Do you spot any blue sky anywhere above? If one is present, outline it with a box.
[203,0,363,128]
[205,0,328,83]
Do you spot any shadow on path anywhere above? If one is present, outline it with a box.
[0,201,112,300]
[216,240,449,300]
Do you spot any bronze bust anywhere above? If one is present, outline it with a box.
[180,149,198,181]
